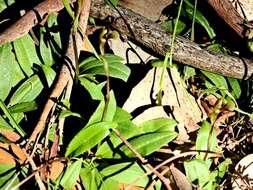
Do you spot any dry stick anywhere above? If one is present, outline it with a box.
[27,0,91,148]
[90,0,253,80]
[0,0,75,45]
[25,153,46,190]
[112,128,172,190]
[2,1,253,79]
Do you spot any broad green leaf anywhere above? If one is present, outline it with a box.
[79,54,130,82]
[80,168,101,190]
[100,179,119,190]
[86,101,105,126]
[196,121,217,160]
[79,77,105,100]
[0,116,12,131]
[47,13,62,46]
[100,162,149,187]
[65,121,116,157]
[62,0,75,20]
[113,107,132,122]
[13,34,41,76]
[119,131,177,158]
[86,91,116,126]
[201,70,228,96]
[227,77,241,99]
[8,101,38,113]
[184,66,196,80]
[59,110,82,119]
[184,159,210,187]
[0,43,24,101]
[161,19,186,34]
[0,164,19,190]
[60,159,82,190]
[184,0,216,38]
[8,75,43,106]
[40,28,54,66]
[96,121,140,158]
[207,43,227,54]
[138,118,177,133]
[41,64,56,87]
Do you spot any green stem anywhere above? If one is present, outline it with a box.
[158,0,184,105]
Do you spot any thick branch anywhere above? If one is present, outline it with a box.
[90,0,253,80]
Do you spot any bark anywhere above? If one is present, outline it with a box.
[90,0,253,80]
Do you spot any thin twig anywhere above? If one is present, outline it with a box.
[111,128,172,190]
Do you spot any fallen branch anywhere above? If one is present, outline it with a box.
[0,0,71,45]
[90,0,253,80]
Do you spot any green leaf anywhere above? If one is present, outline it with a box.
[184,66,196,80]
[119,131,177,158]
[62,0,75,20]
[161,19,186,34]
[227,77,241,99]
[80,167,101,190]
[105,0,119,7]
[184,159,210,187]
[59,110,82,119]
[215,158,232,179]
[184,0,216,38]
[13,34,41,76]
[65,121,116,157]
[60,159,82,190]
[79,54,130,82]
[40,28,54,66]
[79,77,105,100]
[0,100,26,137]
[41,64,56,87]
[113,107,132,122]
[100,179,119,190]
[196,121,217,160]
[201,70,228,96]
[138,118,177,133]
[0,0,15,13]
[46,13,62,51]
[8,75,43,106]
[96,121,140,158]
[0,164,19,190]
[0,116,13,131]
[8,101,38,113]
[100,162,149,187]
[0,43,24,101]
[86,101,105,126]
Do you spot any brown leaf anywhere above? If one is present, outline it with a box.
[0,148,16,165]
[0,130,21,142]
[9,144,26,164]
[169,165,192,190]
[119,0,173,21]
[214,111,235,134]
[49,160,65,181]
